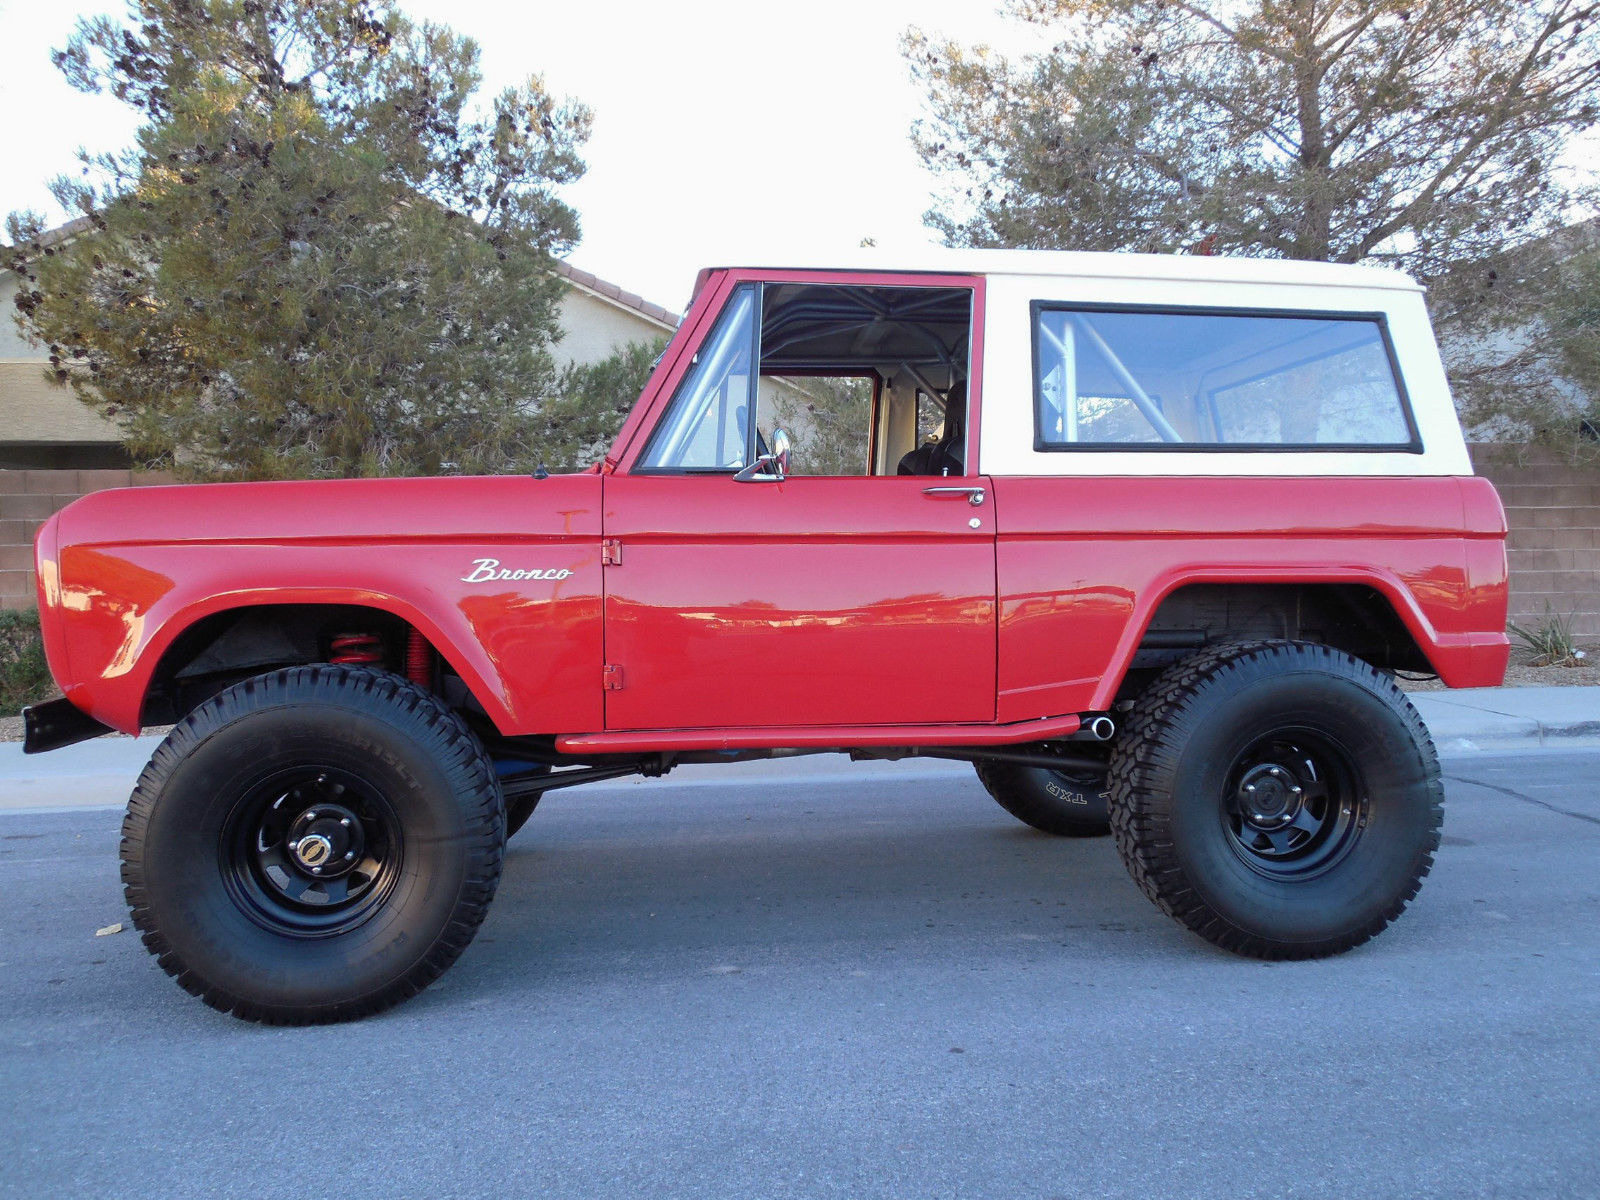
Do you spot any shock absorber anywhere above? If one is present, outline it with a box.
[329,633,384,666]
[405,628,432,689]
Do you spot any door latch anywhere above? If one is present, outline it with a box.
[922,486,986,507]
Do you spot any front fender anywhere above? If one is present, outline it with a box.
[57,547,605,736]
[47,475,604,736]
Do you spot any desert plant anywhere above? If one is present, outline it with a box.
[1507,605,1589,667]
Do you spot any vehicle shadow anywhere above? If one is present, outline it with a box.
[456,779,1184,996]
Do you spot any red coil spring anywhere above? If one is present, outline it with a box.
[405,628,432,688]
[329,633,383,666]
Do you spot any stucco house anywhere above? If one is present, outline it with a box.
[0,250,128,471]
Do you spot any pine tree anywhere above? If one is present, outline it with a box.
[5,0,592,479]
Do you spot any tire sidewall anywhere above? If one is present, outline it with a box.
[1163,665,1437,945]
[1020,765,1111,829]
[977,759,1112,836]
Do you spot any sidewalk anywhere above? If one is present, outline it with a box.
[1409,686,1600,754]
[2,686,1597,813]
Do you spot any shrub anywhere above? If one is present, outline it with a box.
[1507,605,1589,668]
[0,608,57,715]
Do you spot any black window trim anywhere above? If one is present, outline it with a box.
[1028,299,1425,455]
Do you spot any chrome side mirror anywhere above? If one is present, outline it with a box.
[733,427,792,483]
[770,427,791,476]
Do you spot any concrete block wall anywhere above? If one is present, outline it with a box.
[1470,446,1600,638]
[0,469,174,609]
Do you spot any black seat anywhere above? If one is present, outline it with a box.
[897,418,964,477]
[898,381,966,476]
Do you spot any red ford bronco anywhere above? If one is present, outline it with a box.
[26,250,1509,1023]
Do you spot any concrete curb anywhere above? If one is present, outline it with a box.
[1409,687,1600,754]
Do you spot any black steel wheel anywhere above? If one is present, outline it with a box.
[222,769,404,935]
[121,665,505,1023]
[974,754,1112,837]
[1220,732,1365,879]
[1108,641,1442,959]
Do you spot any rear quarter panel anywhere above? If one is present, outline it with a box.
[992,475,1509,721]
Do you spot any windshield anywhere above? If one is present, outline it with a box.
[637,284,758,470]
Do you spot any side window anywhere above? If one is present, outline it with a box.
[635,280,974,475]
[638,285,759,471]
[1033,307,1417,450]
[755,282,973,477]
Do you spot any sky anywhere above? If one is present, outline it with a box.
[0,0,1042,314]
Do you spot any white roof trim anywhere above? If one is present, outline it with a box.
[704,248,1423,293]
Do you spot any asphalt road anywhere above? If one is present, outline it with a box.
[1,752,1596,1200]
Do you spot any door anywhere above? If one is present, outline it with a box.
[601,473,996,730]
[599,272,994,731]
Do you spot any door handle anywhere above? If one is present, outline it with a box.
[922,486,985,507]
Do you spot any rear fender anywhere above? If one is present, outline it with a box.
[1093,564,1484,711]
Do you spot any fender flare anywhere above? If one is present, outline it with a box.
[1089,564,1445,711]
[108,587,519,735]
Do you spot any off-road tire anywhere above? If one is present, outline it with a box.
[1108,641,1442,959]
[505,769,550,839]
[974,760,1111,836]
[121,665,505,1024]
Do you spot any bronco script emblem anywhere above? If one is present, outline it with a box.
[461,558,573,583]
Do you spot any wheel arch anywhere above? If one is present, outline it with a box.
[132,593,515,733]
[1094,569,1442,710]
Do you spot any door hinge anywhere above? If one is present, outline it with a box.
[601,538,623,566]
[603,664,624,690]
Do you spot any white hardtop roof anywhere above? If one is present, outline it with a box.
[706,248,1421,293]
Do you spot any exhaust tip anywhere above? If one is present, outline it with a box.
[1084,714,1117,742]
